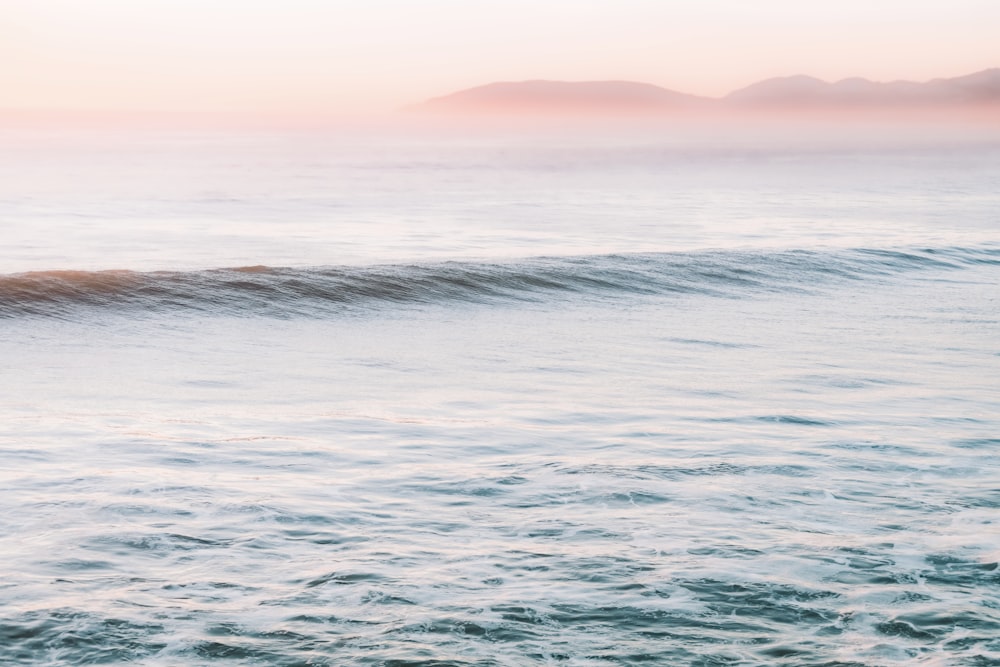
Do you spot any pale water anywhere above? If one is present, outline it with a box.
[1,126,999,665]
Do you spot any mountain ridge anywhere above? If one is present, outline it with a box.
[412,69,1000,116]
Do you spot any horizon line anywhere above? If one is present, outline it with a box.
[2,66,997,119]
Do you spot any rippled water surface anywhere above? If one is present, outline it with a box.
[1,128,999,665]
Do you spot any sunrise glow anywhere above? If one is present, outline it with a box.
[3,0,999,117]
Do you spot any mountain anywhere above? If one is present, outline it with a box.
[411,70,1000,117]
[724,74,831,104]
[934,68,1000,104]
[413,80,711,115]
[725,69,1000,107]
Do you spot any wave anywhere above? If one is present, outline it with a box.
[2,245,997,319]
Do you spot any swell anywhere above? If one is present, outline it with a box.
[1,245,997,318]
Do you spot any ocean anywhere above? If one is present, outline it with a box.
[1,123,998,665]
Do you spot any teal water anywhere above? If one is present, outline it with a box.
[1,130,998,665]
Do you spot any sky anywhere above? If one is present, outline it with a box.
[3,0,999,115]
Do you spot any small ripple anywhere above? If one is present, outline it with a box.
[0,612,166,665]
[303,572,385,589]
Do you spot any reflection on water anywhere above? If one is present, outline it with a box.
[1,133,998,664]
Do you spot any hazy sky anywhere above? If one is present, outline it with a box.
[3,0,998,114]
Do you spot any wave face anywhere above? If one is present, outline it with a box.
[2,245,997,318]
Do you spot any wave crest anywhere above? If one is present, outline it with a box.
[2,246,996,318]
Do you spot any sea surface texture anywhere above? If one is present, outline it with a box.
[1,127,999,666]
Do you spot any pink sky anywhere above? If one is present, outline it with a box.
[3,0,998,116]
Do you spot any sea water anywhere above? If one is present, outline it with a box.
[1,125,998,665]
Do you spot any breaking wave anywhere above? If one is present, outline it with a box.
[2,245,997,318]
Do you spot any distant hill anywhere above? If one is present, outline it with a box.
[413,80,711,115]
[411,69,1000,117]
[725,68,1000,107]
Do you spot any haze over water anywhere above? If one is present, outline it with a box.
[2,119,999,665]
